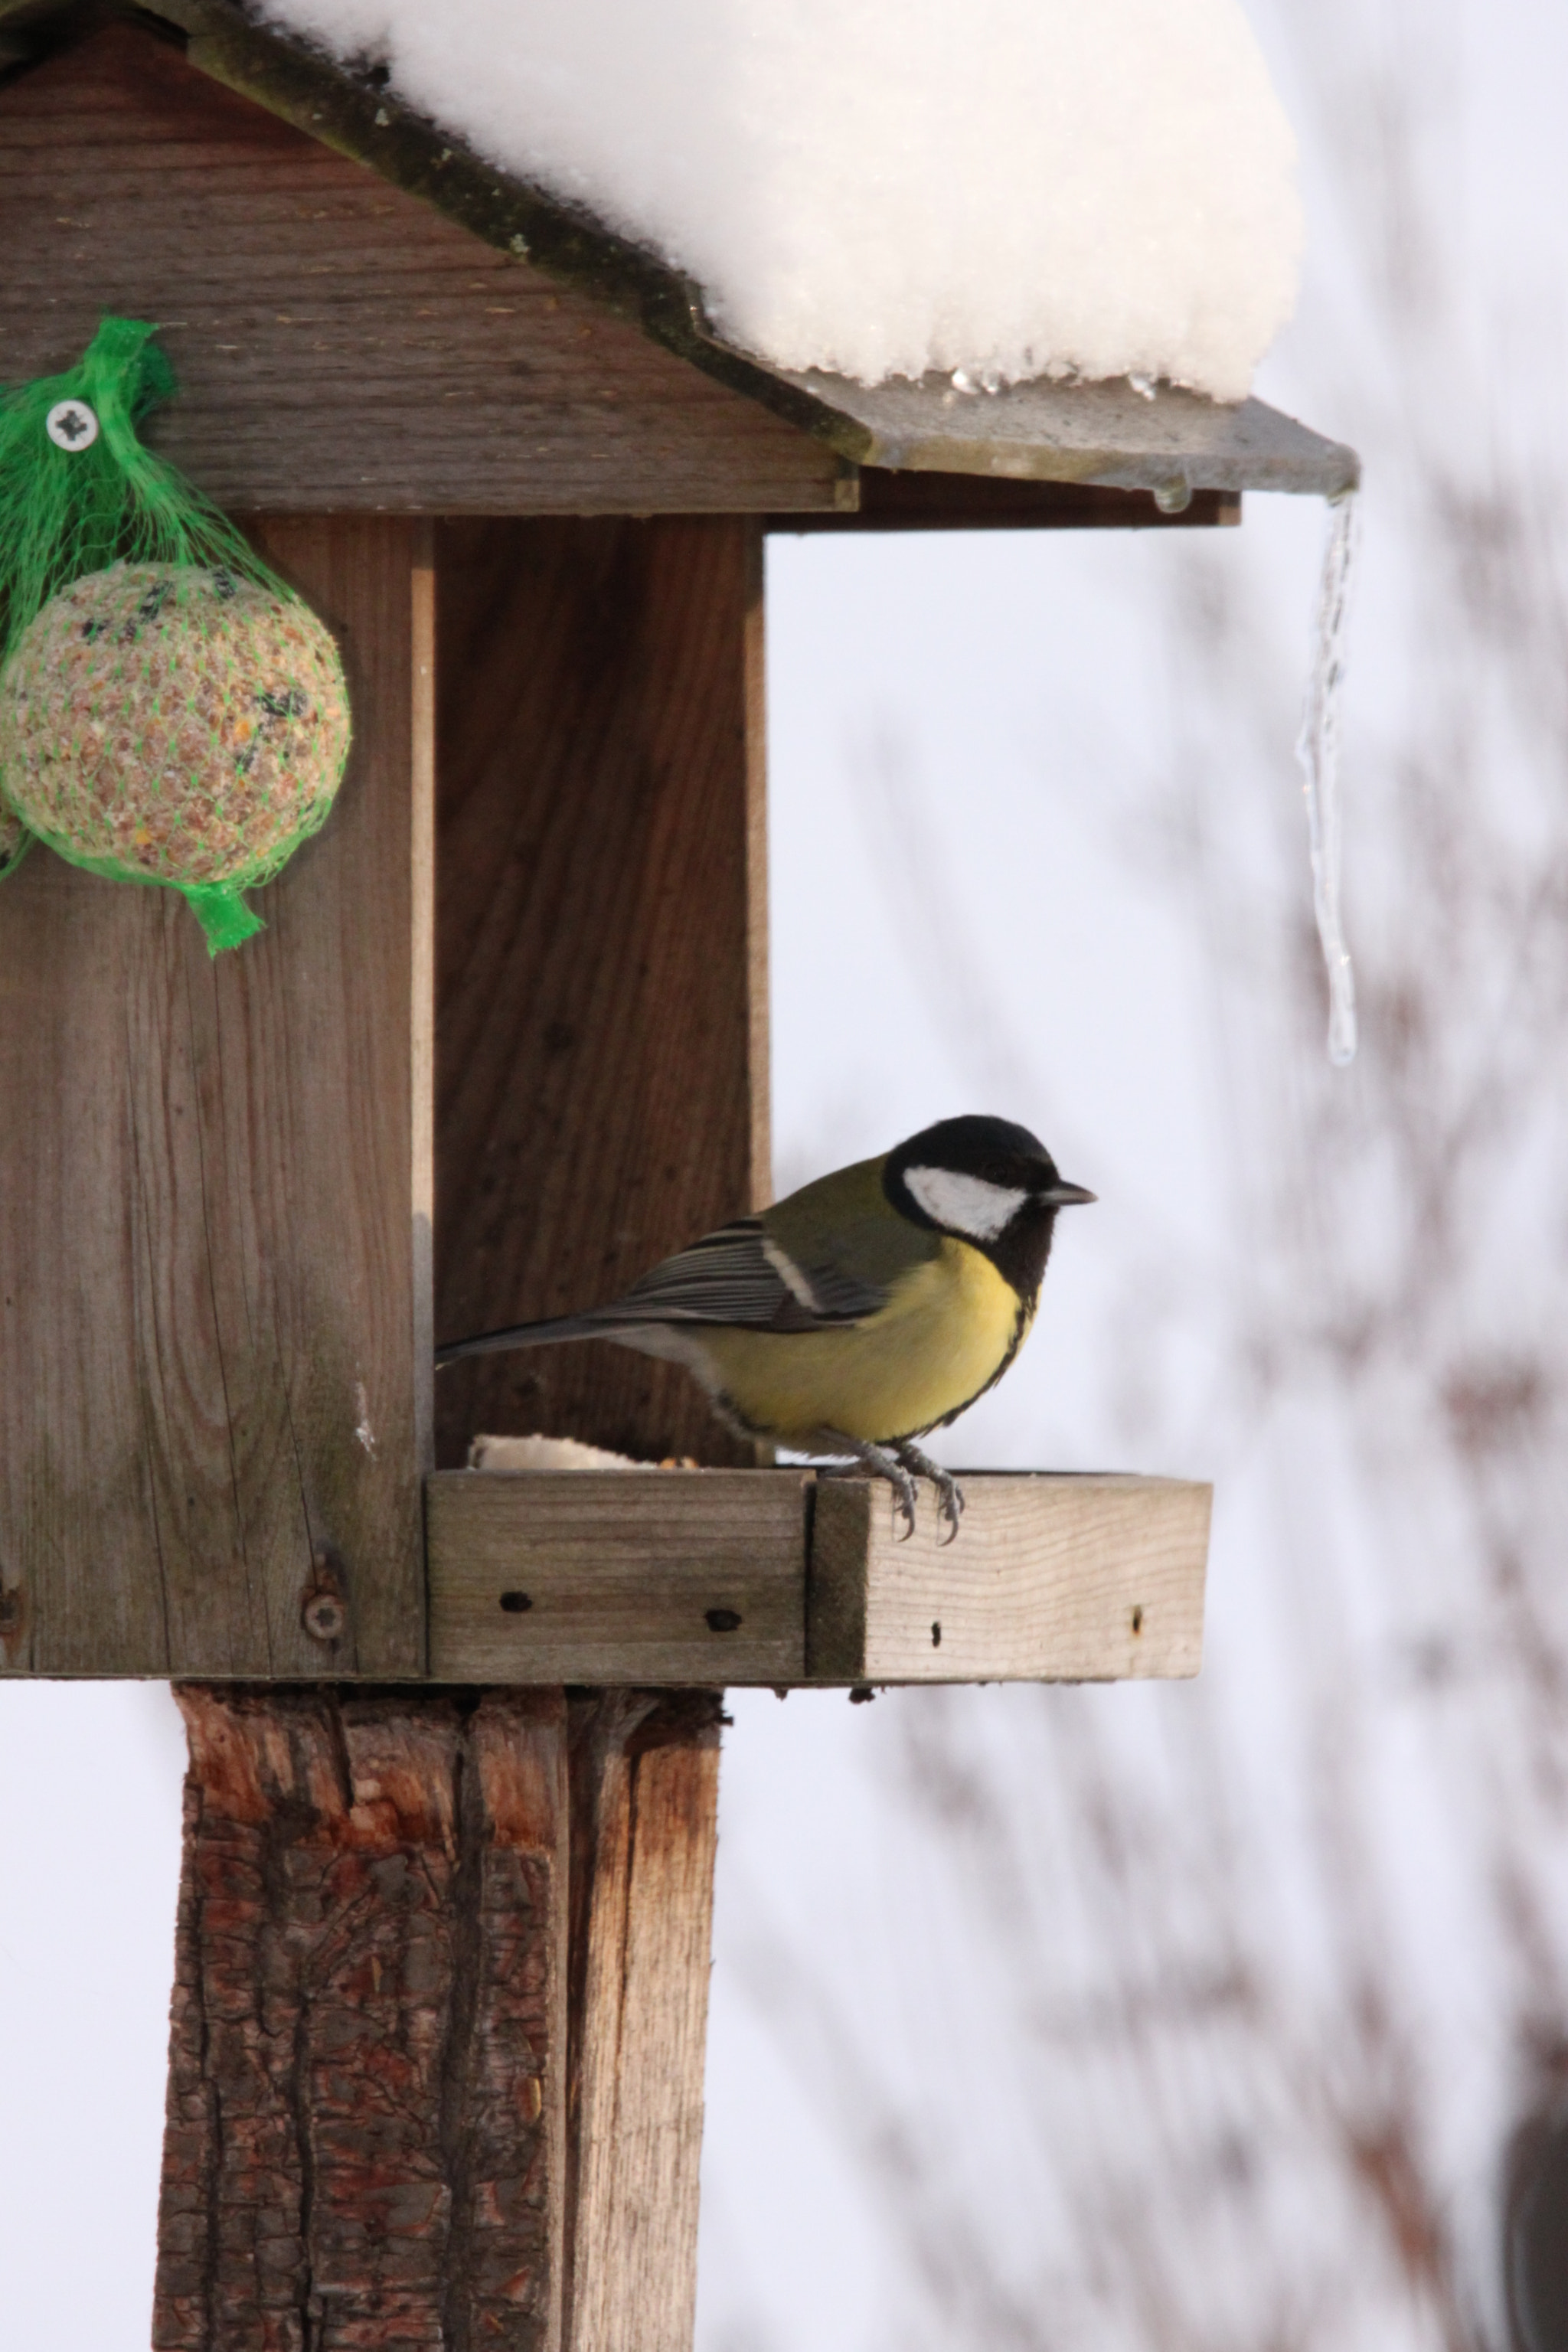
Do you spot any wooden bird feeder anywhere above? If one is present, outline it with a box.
[0,8,1354,2347]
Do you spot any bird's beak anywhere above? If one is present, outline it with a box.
[1041,1180,1096,1207]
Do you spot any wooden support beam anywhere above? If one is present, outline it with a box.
[152,1684,720,2352]
[771,471,1242,533]
[433,517,769,1472]
[424,1469,1210,1686]
[0,517,433,1678]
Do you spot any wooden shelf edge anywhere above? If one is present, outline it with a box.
[425,1467,1210,1689]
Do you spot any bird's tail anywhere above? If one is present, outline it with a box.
[435,1312,627,1369]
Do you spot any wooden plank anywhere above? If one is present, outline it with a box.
[154,1686,569,2352]
[433,518,769,1472]
[809,1472,1210,1684]
[0,22,843,514]
[0,517,430,1676]
[772,472,1240,533]
[427,1470,808,1684]
[564,1692,722,2352]
[423,1469,1209,1686]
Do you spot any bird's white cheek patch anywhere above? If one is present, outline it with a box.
[903,1165,1028,1241]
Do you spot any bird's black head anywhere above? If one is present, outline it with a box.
[883,1115,1095,1304]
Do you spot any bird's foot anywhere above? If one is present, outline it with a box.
[818,1435,920,1539]
[895,1442,965,1544]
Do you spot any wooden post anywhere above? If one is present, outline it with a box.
[154,1687,569,2352]
[152,1686,724,2352]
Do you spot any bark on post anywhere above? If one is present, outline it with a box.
[153,1685,723,2352]
[154,1687,568,2352]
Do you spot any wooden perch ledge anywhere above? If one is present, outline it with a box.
[426,1468,1211,1689]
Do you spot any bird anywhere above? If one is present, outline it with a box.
[436,1114,1095,1540]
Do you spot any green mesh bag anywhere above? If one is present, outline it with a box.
[0,317,351,951]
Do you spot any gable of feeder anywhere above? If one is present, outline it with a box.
[3,0,1359,518]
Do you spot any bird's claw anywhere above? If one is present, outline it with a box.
[819,1434,921,1537]
[890,1465,919,1540]
[818,1436,964,1542]
[896,1442,965,1544]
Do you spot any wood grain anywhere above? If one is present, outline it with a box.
[564,1693,722,2352]
[0,518,430,1676]
[0,22,841,514]
[154,1686,569,2352]
[809,1472,1210,1683]
[426,1470,808,1684]
[433,518,769,1472]
[423,1469,1210,1686]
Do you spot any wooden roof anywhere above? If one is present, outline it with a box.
[0,0,1359,514]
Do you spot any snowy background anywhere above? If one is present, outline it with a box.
[5,0,1568,2345]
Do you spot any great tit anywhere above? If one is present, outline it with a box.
[436,1114,1094,1538]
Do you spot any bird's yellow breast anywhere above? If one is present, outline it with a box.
[696,1237,1027,1446]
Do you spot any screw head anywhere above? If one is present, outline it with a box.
[46,399,100,452]
[302,1591,347,1644]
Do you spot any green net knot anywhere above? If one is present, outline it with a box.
[181,883,266,953]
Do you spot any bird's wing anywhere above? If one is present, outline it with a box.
[608,1216,884,1331]
[436,1199,912,1367]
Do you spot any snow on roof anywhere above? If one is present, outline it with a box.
[258,0,1302,406]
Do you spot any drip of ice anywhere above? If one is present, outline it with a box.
[1295,488,1361,1066]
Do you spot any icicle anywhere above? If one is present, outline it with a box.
[1295,488,1361,1065]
